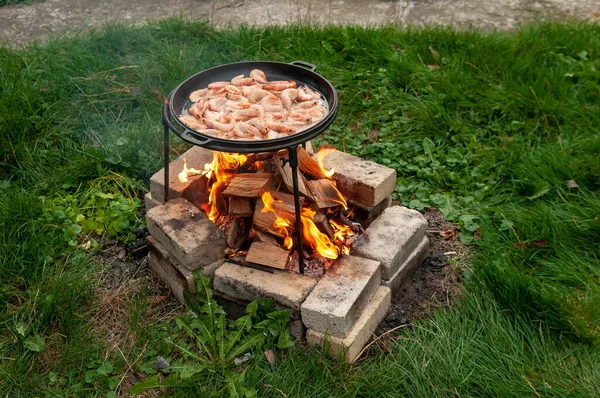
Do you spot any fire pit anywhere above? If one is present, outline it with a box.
[162,61,343,274]
[147,61,431,362]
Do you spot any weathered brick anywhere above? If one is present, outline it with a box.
[213,262,317,313]
[382,236,429,291]
[319,150,396,207]
[300,256,381,338]
[149,146,214,202]
[353,206,427,281]
[306,286,391,362]
[146,198,226,271]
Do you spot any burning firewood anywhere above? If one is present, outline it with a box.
[245,241,289,270]
[222,173,273,198]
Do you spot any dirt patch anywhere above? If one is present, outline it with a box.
[378,208,470,333]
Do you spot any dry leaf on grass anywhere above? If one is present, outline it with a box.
[264,349,276,366]
[567,180,579,188]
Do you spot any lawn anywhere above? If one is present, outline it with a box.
[1,20,599,396]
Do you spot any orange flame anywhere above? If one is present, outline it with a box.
[300,207,339,259]
[177,159,204,183]
[315,148,335,179]
[201,152,248,223]
[260,192,293,249]
[330,219,355,255]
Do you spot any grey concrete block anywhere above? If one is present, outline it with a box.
[300,256,381,338]
[213,262,317,312]
[382,236,429,291]
[146,198,226,271]
[144,192,162,212]
[353,206,427,281]
[150,146,214,202]
[306,286,391,363]
[320,150,396,207]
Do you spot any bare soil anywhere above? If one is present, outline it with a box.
[378,208,469,333]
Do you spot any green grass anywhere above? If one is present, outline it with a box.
[1,20,599,396]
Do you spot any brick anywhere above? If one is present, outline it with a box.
[306,286,391,362]
[353,206,427,281]
[150,146,214,202]
[146,198,226,271]
[300,256,381,338]
[213,262,317,313]
[144,192,162,212]
[382,236,429,291]
[351,195,392,228]
[320,150,396,207]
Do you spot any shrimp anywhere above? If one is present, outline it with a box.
[208,81,229,90]
[231,74,257,86]
[247,118,269,135]
[280,88,298,110]
[203,109,222,121]
[246,87,276,103]
[267,130,279,140]
[296,99,321,109]
[189,100,207,118]
[260,96,285,113]
[266,121,297,134]
[250,69,268,83]
[197,129,224,137]
[179,115,206,130]
[296,86,314,102]
[204,118,234,133]
[207,97,227,111]
[236,122,261,136]
[262,81,297,91]
[232,105,265,121]
[189,88,208,102]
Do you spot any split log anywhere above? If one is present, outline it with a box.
[226,216,250,251]
[275,158,314,200]
[245,241,289,270]
[306,179,344,209]
[228,197,253,217]
[222,173,273,198]
[252,190,302,238]
[253,229,279,246]
[297,146,329,179]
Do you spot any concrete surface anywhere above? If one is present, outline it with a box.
[306,285,391,363]
[353,205,427,281]
[213,261,317,311]
[301,255,381,338]
[146,197,227,270]
[1,0,598,46]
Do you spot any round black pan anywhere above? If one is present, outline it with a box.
[165,60,338,153]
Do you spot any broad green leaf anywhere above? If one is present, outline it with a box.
[179,364,204,379]
[422,137,435,160]
[15,322,28,337]
[97,363,114,376]
[23,335,45,352]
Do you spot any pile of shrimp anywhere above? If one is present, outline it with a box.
[179,69,327,140]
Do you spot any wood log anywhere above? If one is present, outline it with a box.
[253,229,279,246]
[252,190,302,238]
[228,197,253,217]
[297,146,329,179]
[306,179,344,209]
[313,211,334,239]
[245,241,289,270]
[275,157,314,200]
[222,173,273,198]
[226,216,250,251]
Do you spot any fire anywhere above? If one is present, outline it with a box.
[260,192,294,249]
[177,159,203,183]
[300,207,339,259]
[315,148,335,179]
[330,220,355,256]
